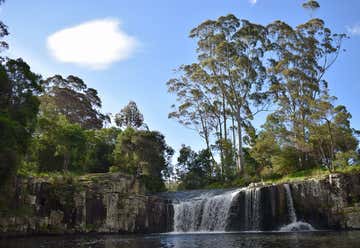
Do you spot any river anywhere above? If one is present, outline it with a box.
[1,231,360,248]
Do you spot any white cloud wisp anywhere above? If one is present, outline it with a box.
[47,18,138,70]
[249,0,258,5]
[347,24,360,36]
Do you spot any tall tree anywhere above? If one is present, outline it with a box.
[168,64,218,158]
[42,75,109,129]
[266,14,347,168]
[0,58,42,183]
[115,101,145,129]
[172,15,270,173]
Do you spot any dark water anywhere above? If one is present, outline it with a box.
[1,232,360,248]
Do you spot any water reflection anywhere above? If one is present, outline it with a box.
[0,232,359,248]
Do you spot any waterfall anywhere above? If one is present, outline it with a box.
[280,184,315,232]
[167,183,317,233]
[284,184,297,223]
[244,187,261,230]
[173,189,240,232]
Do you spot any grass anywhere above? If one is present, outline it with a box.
[264,164,360,185]
[182,164,360,190]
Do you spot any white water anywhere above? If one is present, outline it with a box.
[284,184,297,223]
[244,187,261,230]
[280,184,315,232]
[171,183,316,233]
[173,189,240,232]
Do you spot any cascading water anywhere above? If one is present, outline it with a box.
[244,187,261,230]
[172,189,240,232]
[280,184,315,232]
[164,183,317,233]
[284,184,297,223]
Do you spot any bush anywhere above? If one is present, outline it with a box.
[109,166,120,173]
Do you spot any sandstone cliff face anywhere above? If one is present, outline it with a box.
[0,173,173,236]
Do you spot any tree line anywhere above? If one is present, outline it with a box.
[168,1,360,189]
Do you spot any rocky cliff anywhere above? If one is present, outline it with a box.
[227,172,360,231]
[0,173,173,237]
[1,172,360,236]
[291,173,360,230]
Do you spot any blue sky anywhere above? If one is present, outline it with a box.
[1,0,360,152]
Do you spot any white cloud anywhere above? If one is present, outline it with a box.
[47,18,138,70]
[347,24,360,36]
[249,0,257,5]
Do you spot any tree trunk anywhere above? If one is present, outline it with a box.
[201,117,216,173]
[222,94,227,141]
[218,116,224,178]
[236,115,245,174]
[231,116,236,152]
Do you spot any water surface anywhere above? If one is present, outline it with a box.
[1,231,360,248]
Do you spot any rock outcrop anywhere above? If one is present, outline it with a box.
[0,173,173,236]
[227,172,360,231]
[291,173,360,230]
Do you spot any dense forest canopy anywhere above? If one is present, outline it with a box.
[0,0,359,193]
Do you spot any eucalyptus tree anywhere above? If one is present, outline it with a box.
[167,64,218,159]
[189,15,270,173]
[265,2,347,169]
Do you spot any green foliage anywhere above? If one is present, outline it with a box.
[0,58,42,185]
[176,146,213,190]
[333,151,360,168]
[218,139,237,180]
[84,127,121,173]
[109,166,120,173]
[113,128,174,192]
[42,75,109,129]
[23,113,122,175]
[115,101,145,129]
[270,147,301,176]
[26,115,87,173]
